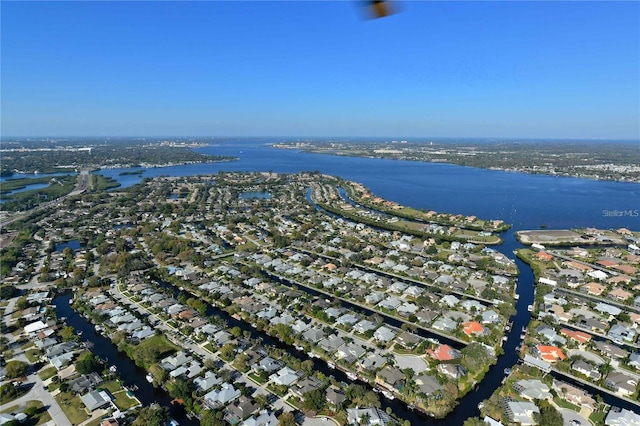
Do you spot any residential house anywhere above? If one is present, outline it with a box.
[605,372,638,396]
[194,371,222,392]
[204,383,241,408]
[605,407,640,426]
[415,374,443,397]
[595,341,629,360]
[436,363,466,380]
[269,366,299,386]
[80,390,112,412]
[572,360,601,380]
[242,410,278,426]
[326,386,347,406]
[428,344,460,361]
[224,396,259,425]
[532,345,566,363]
[346,407,389,426]
[373,327,396,343]
[551,379,595,410]
[504,400,539,425]
[512,379,551,400]
[377,366,404,390]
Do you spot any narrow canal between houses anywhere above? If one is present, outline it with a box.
[53,293,198,426]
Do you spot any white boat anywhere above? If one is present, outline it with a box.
[327,361,335,369]
[346,371,357,380]
[527,304,533,312]
[146,374,154,383]
[514,294,520,300]
[381,390,395,400]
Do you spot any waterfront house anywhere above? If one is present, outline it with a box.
[532,345,566,363]
[551,379,595,410]
[346,407,389,426]
[415,374,443,396]
[594,341,629,360]
[318,335,345,353]
[559,328,591,344]
[357,353,387,372]
[269,366,299,386]
[204,383,241,408]
[428,344,461,361]
[523,354,551,373]
[462,321,486,337]
[512,379,551,400]
[80,389,112,412]
[195,371,222,392]
[377,366,405,390]
[436,363,466,380]
[504,400,539,425]
[605,407,640,425]
[432,316,457,333]
[572,360,601,380]
[605,372,638,396]
[608,324,637,344]
[291,377,324,398]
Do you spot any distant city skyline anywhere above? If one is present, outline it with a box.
[2,1,639,139]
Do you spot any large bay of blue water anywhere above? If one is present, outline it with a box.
[100,140,639,232]
[92,140,639,421]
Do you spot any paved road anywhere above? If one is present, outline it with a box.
[110,283,293,412]
[1,296,71,425]
[0,169,90,229]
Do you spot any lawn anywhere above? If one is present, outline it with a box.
[137,334,178,355]
[2,400,52,426]
[590,409,607,425]
[554,397,580,412]
[100,380,140,411]
[54,391,90,425]
[38,366,58,381]
[24,348,41,364]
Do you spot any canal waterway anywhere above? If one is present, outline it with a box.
[53,292,197,426]
[153,279,442,424]
[84,140,639,421]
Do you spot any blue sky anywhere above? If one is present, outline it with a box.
[2,1,639,139]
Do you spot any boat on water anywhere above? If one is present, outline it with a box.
[527,304,533,312]
[504,368,511,375]
[76,330,83,336]
[146,374,154,383]
[109,365,117,373]
[381,390,395,400]
[346,371,358,380]
[514,294,520,300]
[408,403,416,410]
[477,402,485,410]
[327,361,335,369]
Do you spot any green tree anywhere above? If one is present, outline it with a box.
[5,360,28,379]
[278,411,296,426]
[302,389,326,412]
[200,409,225,426]
[460,342,489,372]
[533,400,563,426]
[132,405,170,426]
[0,383,17,401]
[76,354,100,375]
[59,326,77,342]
